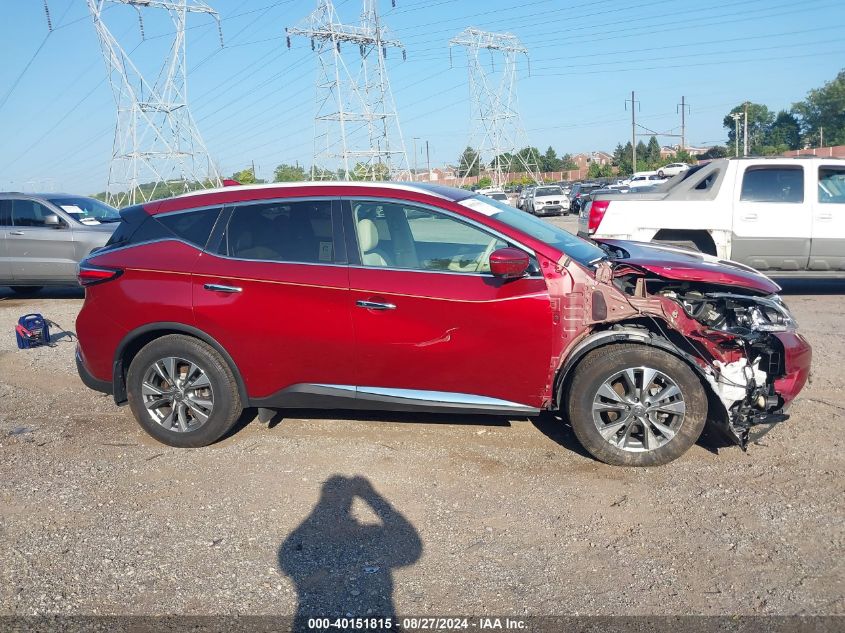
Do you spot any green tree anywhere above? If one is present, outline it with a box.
[766,110,801,151]
[645,136,661,168]
[587,162,613,178]
[540,146,562,172]
[351,162,390,181]
[723,103,775,154]
[476,176,493,188]
[635,141,648,171]
[457,147,481,177]
[792,69,845,146]
[559,153,577,171]
[273,163,307,182]
[699,145,729,160]
[232,167,257,184]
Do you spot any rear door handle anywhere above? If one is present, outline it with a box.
[356,299,396,311]
[204,283,242,293]
[9,231,24,236]
[741,213,758,221]
[817,213,833,221]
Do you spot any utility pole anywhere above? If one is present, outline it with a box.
[251,159,256,181]
[743,101,749,157]
[412,137,419,182]
[425,140,431,181]
[677,96,690,152]
[730,113,742,157]
[820,126,824,148]
[626,91,638,172]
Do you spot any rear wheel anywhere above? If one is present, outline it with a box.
[126,334,242,447]
[566,344,707,466]
[11,286,43,294]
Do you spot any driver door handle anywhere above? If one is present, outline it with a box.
[204,283,242,293]
[9,231,24,236]
[741,213,758,221]
[356,299,396,311]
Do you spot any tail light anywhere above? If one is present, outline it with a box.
[78,263,122,286]
[587,200,610,234]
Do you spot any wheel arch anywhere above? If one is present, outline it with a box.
[554,325,721,416]
[112,323,248,406]
[652,229,718,255]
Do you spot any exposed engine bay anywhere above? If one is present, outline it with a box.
[607,271,796,448]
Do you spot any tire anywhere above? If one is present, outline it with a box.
[566,344,707,466]
[658,170,665,178]
[11,286,43,294]
[126,334,243,447]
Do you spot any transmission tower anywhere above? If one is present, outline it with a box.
[87,0,223,207]
[450,28,538,187]
[286,0,410,181]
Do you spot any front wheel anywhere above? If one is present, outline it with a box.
[126,334,243,447]
[566,344,707,466]
[658,170,665,178]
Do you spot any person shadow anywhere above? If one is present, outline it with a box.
[279,475,422,629]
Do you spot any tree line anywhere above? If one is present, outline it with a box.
[721,69,844,155]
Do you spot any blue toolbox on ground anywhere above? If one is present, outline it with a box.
[15,313,51,349]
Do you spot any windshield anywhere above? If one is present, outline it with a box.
[489,193,508,200]
[460,195,606,267]
[48,196,120,223]
[535,187,562,196]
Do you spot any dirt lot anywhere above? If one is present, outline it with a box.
[0,216,843,617]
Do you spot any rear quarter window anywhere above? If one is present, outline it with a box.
[102,206,221,251]
[157,208,221,248]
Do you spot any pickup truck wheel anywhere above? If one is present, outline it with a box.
[126,334,243,448]
[566,344,707,466]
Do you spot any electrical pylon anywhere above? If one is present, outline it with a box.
[450,28,539,187]
[87,0,223,207]
[286,0,410,181]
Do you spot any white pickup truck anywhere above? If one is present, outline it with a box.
[579,157,845,275]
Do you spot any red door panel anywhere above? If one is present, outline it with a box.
[349,267,554,408]
[192,252,353,399]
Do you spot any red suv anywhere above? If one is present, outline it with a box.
[75,182,811,466]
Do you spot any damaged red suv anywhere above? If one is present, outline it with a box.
[75,182,811,466]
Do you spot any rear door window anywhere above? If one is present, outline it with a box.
[818,167,845,204]
[223,200,335,264]
[740,166,804,203]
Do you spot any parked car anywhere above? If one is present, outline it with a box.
[580,156,845,275]
[517,185,535,210]
[75,181,810,466]
[0,192,119,292]
[529,185,568,216]
[657,162,691,178]
[627,172,668,189]
[568,182,603,214]
[483,191,509,203]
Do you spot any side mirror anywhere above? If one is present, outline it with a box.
[44,214,62,228]
[489,247,530,279]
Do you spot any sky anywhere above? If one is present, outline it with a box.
[1,0,844,194]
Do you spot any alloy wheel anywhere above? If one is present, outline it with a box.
[141,356,215,433]
[591,366,686,452]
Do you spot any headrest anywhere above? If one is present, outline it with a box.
[357,218,379,253]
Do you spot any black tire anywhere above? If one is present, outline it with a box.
[126,334,243,447]
[11,286,43,294]
[658,170,665,178]
[566,344,707,466]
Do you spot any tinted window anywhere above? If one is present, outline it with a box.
[224,200,334,263]
[819,167,845,204]
[352,201,507,273]
[12,200,59,227]
[740,167,804,203]
[158,208,220,248]
[0,200,11,226]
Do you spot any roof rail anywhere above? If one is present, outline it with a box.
[727,155,845,161]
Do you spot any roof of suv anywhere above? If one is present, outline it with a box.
[177,181,473,203]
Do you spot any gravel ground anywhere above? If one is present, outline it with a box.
[0,215,843,617]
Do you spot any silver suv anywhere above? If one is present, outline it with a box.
[0,193,119,292]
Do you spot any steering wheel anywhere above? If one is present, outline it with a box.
[474,237,499,273]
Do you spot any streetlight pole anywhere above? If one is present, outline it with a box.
[743,101,749,157]
[425,140,431,181]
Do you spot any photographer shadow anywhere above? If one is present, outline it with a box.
[279,475,422,629]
